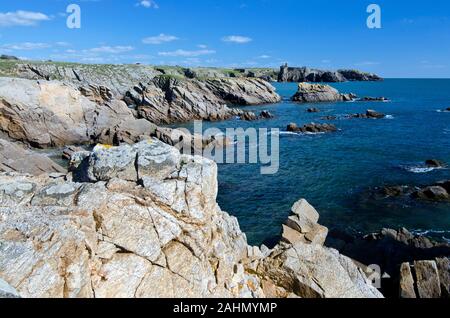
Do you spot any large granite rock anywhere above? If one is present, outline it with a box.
[0,140,381,298]
[291,82,354,103]
[126,76,280,124]
[0,139,65,175]
[0,77,142,148]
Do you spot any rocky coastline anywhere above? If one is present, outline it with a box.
[0,60,447,299]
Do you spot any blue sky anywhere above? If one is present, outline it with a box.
[0,0,449,77]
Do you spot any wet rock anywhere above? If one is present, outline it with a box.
[307,108,320,113]
[320,115,337,121]
[239,112,258,121]
[435,180,450,193]
[414,260,442,298]
[259,110,274,119]
[348,109,386,119]
[412,186,449,201]
[399,263,416,298]
[62,146,85,161]
[426,159,444,168]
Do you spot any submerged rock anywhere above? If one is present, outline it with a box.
[358,97,389,102]
[412,186,449,201]
[426,159,444,168]
[307,108,320,113]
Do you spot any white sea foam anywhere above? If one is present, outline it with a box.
[401,164,445,174]
[385,115,394,119]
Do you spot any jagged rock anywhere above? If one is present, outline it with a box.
[287,122,337,133]
[412,186,449,201]
[426,159,444,168]
[239,112,258,121]
[414,260,442,298]
[399,263,416,298]
[259,110,274,119]
[435,258,450,298]
[337,70,382,82]
[62,146,84,161]
[0,78,140,148]
[292,83,345,103]
[0,139,65,175]
[129,76,280,124]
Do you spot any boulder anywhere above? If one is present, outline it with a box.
[399,263,416,298]
[412,186,449,201]
[414,260,441,298]
[426,159,444,168]
[366,109,386,119]
[259,110,274,119]
[292,82,345,103]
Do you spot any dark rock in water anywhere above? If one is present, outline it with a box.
[446,107,450,112]
[239,112,258,121]
[62,146,84,161]
[0,55,19,60]
[382,185,409,197]
[426,159,444,168]
[414,260,442,298]
[359,96,389,102]
[342,93,358,101]
[366,109,386,119]
[287,122,337,133]
[412,186,449,201]
[337,69,383,82]
[307,108,320,113]
[259,110,274,119]
[435,180,450,193]
[320,115,337,121]
[292,82,348,103]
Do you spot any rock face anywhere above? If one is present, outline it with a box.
[126,76,280,124]
[291,82,355,103]
[0,139,381,298]
[348,110,386,119]
[278,64,382,83]
[0,139,66,175]
[287,122,338,134]
[0,77,145,148]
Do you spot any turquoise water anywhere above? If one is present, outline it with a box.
[179,79,450,245]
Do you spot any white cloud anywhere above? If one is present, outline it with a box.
[258,55,271,59]
[1,42,51,50]
[354,61,380,66]
[222,35,252,44]
[142,34,178,45]
[88,46,134,54]
[136,1,159,9]
[0,10,50,27]
[197,44,208,49]
[158,49,216,57]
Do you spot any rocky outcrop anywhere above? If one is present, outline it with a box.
[399,259,449,298]
[0,139,66,175]
[278,64,382,83]
[287,122,338,134]
[0,139,381,298]
[292,82,356,103]
[348,110,386,119]
[0,55,19,61]
[126,76,280,124]
[0,77,145,148]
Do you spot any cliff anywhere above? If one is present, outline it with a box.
[278,64,382,83]
[0,139,382,298]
